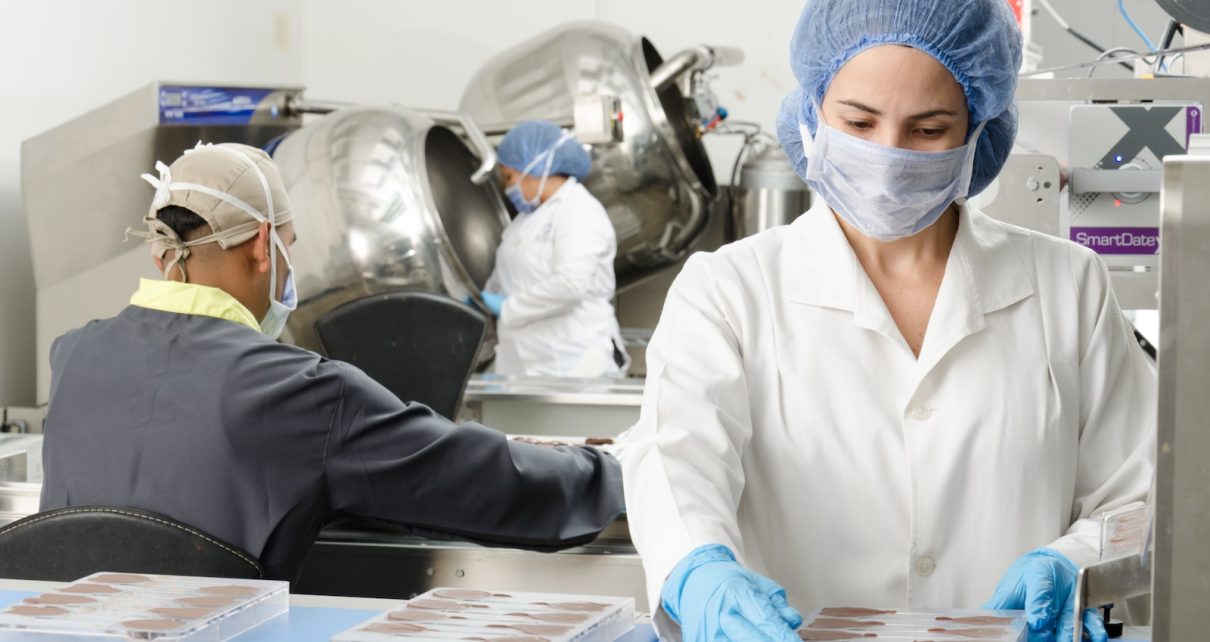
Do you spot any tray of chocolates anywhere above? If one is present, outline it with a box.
[0,572,287,640]
[331,588,634,642]
[798,606,1027,641]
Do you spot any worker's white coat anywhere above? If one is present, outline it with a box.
[487,178,625,377]
[622,199,1156,632]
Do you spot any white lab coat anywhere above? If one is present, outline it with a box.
[622,199,1156,634]
[486,178,626,377]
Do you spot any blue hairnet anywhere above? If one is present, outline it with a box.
[497,120,592,181]
[777,0,1023,197]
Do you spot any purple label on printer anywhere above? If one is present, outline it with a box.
[1070,227,1160,255]
[1188,106,1202,147]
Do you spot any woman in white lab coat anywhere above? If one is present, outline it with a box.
[621,2,1155,641]
[481,121,627,378]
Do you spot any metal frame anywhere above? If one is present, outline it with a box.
[1150,155,1210,641]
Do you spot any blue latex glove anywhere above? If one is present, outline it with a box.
[984,548,1108,642]
[661,544,803,642]
[480,292,507,316]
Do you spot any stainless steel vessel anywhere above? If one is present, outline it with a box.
[461,22,721,287]
[732,146,811,240]
[271,107,509,351]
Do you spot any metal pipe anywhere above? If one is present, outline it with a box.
[477,118,574,138]
[288,98,354,115]
[649,46,712,92]
[649,45,745,92]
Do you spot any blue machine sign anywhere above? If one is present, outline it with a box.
[158,86,277,125]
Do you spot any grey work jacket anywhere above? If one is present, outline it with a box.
[40,305,624,579]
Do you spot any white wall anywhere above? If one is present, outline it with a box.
[0,0,304,405]
[0,0,1189,404]
[299,0,802,185]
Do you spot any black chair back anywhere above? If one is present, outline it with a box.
[0,505,263,581]
[315,292,487,420]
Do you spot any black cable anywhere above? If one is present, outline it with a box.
[1157,19,1182,72]
[1133,327,1157,361]
[1066,27,1136,72]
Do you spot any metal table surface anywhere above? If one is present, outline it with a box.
[463,375,646,406]
[461,375,644,438]
[0,579,658,641]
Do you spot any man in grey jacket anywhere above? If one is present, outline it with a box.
[40,142,624,580]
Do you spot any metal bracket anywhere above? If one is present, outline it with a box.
[1073,555,1153,642]
[1070,168,1164,195]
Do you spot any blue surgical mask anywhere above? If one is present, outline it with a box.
[505,182,539,214]
[801,108,986,242]
[259,233,297,340]
[501,130,576,216]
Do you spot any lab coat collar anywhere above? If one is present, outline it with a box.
[130,278,262,331]
[785,200,1036,359]
[534,177,580,212]
[914,203,1036,373]
[782,199,857,311]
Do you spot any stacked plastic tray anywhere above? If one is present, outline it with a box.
[799,607,1027,641]
[331,588,634,642]
[0,572,287,641]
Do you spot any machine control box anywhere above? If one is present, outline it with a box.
[1066,103,1202,272]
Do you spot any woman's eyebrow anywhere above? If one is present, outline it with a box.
[836,100,960,121]
[909,108,961,119]
[836,99,881,115]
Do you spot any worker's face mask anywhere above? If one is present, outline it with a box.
[505,182,539,214]
[801,103,986,242]
[259,234,297,340]
[502,131,576,215]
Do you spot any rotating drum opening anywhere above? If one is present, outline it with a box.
[423,126,507,290]
[641,37,718,198]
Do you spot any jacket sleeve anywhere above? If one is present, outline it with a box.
[1046,250,1157,568]
[500,203,614,328]
[324,362,625,548]
[621,254,753,613]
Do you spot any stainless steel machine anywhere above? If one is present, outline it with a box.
[270,107,509,352]
[977,77,1210,312]
[460,22,739,288]
[21,82,304,404]
[731,145,811,240]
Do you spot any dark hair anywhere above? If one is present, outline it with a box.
[155,206,209,240]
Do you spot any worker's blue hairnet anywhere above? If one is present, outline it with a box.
[777,0,1023,197]
[497,120,592,181]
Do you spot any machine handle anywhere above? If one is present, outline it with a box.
[707,46,745,67]
[1070,168,1163,194]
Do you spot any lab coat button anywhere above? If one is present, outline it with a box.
[915,556,936,577]
[908,403,933,421]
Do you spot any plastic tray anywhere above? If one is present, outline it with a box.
[799,606,1027,641]
[0,572,288,641]
[331,588,634,642]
